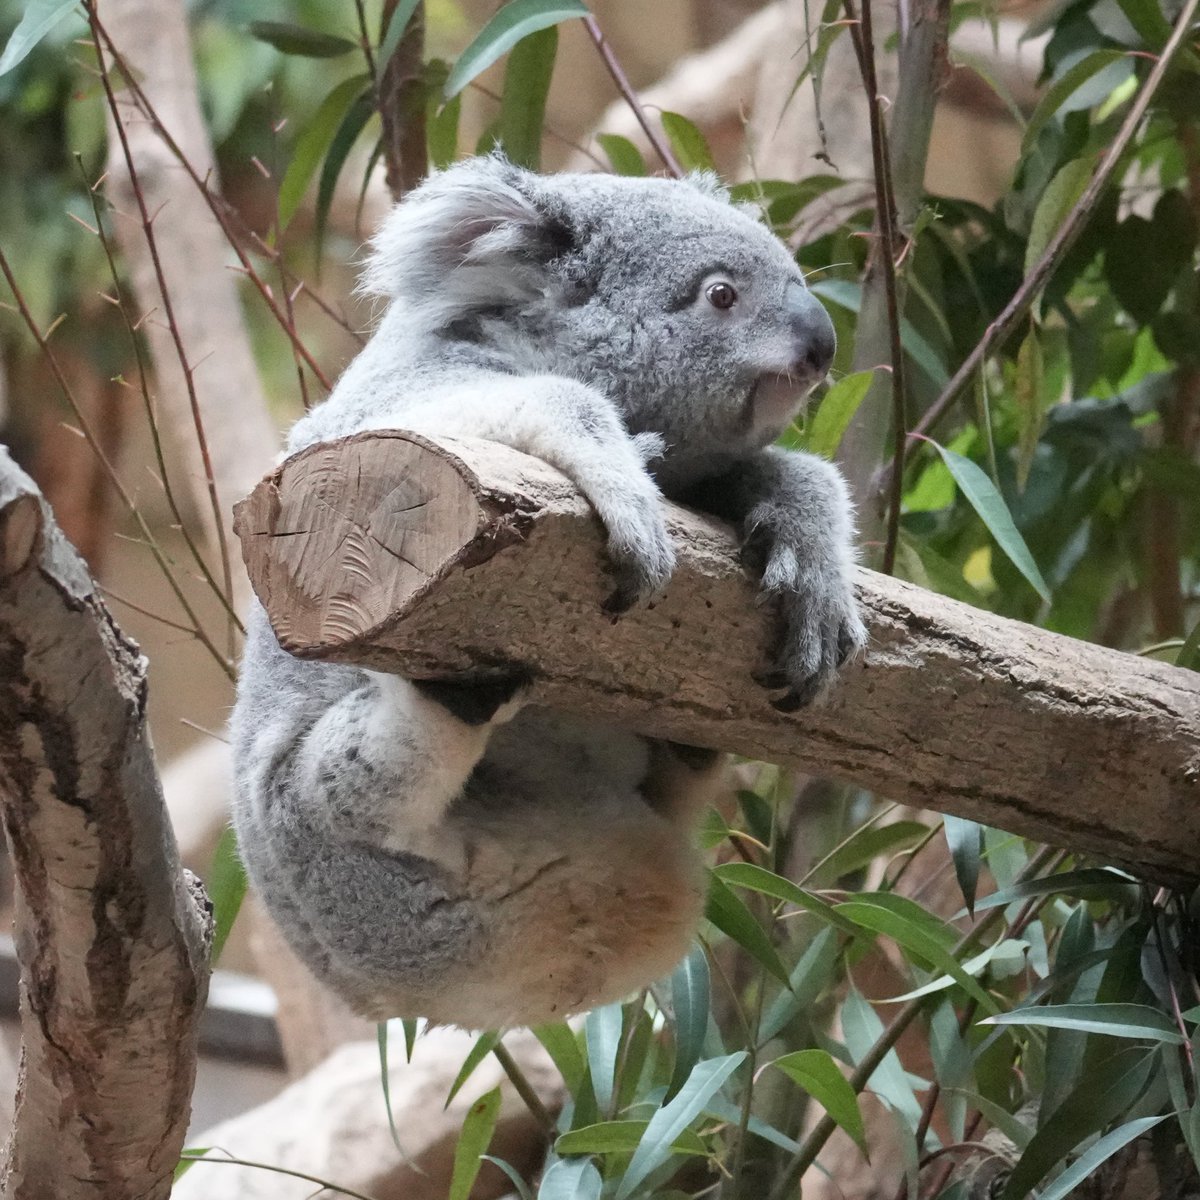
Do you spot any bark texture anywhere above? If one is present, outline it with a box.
[236,432,1200,883]
[0,449,211,1200]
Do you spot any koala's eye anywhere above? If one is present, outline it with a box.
[705,280,738,310]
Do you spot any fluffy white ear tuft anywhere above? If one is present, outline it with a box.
[358,155,570,326]
[683,170,730,203]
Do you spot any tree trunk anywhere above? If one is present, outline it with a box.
[0,449,211,1200]
[236,431,1200,884]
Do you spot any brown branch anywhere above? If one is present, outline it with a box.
[234,432,1200,883]
[0,449,211,1199]
[378,0,427,200]
[582,13,684,177]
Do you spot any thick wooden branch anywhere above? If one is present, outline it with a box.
[0,450,211,1200]
[235,432,1200,884]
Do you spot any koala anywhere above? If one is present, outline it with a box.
[232,156,866,1030]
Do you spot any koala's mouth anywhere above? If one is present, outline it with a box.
[746,371,813,438]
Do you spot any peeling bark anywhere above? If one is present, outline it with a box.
[0,449,211,1200]
[236,432,1200,883]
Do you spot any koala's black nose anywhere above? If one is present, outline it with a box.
[786,281,837,378]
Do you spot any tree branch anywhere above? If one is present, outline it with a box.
[0,449,212,1199]
[235,432,1200,884]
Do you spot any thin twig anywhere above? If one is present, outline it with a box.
[0,247,234,681]
[85,8,336,390]
[77,157,244,639]
[491,1041,555,1134]
[898,0,1200,466]
[842,0,908,575]
[98,584,200,636]
[89,13,238,634]
[581,14,684,177]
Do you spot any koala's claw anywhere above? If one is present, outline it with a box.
[748,536,867,710]
[599,499,676,614]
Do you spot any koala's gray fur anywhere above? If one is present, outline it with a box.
[232,156,866,1029]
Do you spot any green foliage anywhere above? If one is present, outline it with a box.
[5,0,1199,1195]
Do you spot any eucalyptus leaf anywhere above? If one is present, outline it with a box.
[277,74,371,229]
[444,0,588,99]
[615,1053,746,1199]
[0,0,79,76]
[943,815,982,914]
[1039,1115,1168,1200]
[207,826,247,964]
[585,1003,623,1113]
[538,1155,603,1200]
[667,945,710,1101]
[980,1003,1185,1044]
[248,20,357,58]
[596,133,646,176]
[555,1119,707,1157]
[448,1085,502,1200]
[705,873,792,986]
[498,25,557,169]
[806,371,876,460]
[768,1049,867,1152]
[446,1031,502,1106]
[660,111,716,172]
[929,440,1050,601]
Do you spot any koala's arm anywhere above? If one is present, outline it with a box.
[682,447,867,709]
[364,372,675,609]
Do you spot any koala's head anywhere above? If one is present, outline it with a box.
[363,155,836,457]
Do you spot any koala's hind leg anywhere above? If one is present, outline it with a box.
[641,739,730,825]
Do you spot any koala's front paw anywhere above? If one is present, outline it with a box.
[413,669,533,726]
[744,529,867,711]
[600,492,676,615]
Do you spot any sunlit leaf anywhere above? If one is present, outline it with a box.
[207,826,247,964]
[248,20,357,58]
[498,25,557,169]
[768,1049,867,1152]
[0,0,79,76]
[660,111,716,172]
[806,370,876,460]
[448,1086,502,1200]
[615,1053,746,1199]
[596,133,646,176]
[174,1147,210,1180]
[555,1119,707,1156]
[444,0,588,99]
[446,1031,502,1106]
[980,1003,1185,1044]
[1022,50,1128,149]
[928,440,1050,601]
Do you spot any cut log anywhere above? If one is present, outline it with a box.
[234,431,1200,884]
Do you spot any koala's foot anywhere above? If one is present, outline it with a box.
[600,490,676,615]
[412,669,533,726]
[742,528,867,711]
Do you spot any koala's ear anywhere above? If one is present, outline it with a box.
[683,171,731,203]
[359,155,574,313]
